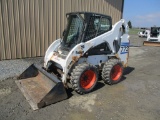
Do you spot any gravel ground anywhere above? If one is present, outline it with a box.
[0,57,43,80]
[0,35,160,120]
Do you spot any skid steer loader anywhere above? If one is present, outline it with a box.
[16,12,130,110]
[143,27,160,46]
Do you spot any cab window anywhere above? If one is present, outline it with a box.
[97,17,111,35]
[84,16,111,42]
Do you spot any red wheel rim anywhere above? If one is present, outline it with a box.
[80,70,96,89]
[111,64,122,81]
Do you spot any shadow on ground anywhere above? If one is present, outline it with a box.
[124,66,135,75]
[66,81,105,99]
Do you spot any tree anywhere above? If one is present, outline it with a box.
[128,21,132,29]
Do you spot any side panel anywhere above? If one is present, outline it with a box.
[117,34,130,67]
[86,55,108,66]
[77,55,108,66]
[44,39,61,66]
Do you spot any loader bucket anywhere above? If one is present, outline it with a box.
[143,41,160,47]
[15,64,68,110]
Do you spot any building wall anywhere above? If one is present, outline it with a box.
[0,0,124,60]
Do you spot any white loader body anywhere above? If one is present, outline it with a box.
[138,30,150,37]
[44,19,129,84]
[144,27,160,46]
[147,34,160,42]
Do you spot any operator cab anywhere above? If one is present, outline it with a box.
[61,12,112,51]
[150,27,160,37]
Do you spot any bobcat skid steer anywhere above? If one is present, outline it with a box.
[16,12,130,110]
[143,27,160,46]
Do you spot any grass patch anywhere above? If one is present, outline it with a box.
[129,28,139,35]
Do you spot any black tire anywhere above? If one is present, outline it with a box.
[70,63,98,94]
[102,59,123,85]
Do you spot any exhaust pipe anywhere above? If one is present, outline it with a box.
[15,64,68,110]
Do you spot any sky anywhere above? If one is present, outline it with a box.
[123,0,160,28]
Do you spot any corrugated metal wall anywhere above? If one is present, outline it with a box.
[0,0,123,60]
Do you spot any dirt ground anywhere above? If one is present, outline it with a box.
[0,35,160,120]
